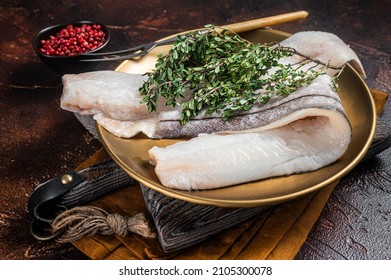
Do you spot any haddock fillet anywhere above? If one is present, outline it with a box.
[148,75,351,190]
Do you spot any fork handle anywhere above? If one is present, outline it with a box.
[223,11,309,33]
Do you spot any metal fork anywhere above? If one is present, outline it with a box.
[79,36,178,62]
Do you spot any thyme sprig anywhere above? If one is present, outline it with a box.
[139,25,341,125]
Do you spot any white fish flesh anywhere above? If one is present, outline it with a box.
[148,75,352,190]
[61,70,159,121]
[278,31,365,78]
[93,114,159,138]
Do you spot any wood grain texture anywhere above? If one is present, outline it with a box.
[140,184,269,253]
[0,0,389,259]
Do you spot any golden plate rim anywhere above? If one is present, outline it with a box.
[97,28,377,208]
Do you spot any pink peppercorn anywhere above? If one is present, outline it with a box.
[39,23,107,56]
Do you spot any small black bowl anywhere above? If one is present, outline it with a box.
[32,20,110,76]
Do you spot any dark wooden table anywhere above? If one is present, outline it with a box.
[1,0,390,260]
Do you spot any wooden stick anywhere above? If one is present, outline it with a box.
[222,11,309,33]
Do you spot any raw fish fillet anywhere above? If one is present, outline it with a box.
[61,70,159,121]
[278,31,365,78]
[153,75,346,138]
[147,31,363,138]
[148,75,352,190]
[60,31,363,140]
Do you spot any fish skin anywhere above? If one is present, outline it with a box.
[152,75,348,138]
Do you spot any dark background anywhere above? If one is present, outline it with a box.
[0,0,390,259]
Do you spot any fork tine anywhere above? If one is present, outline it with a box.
[79,50,148,62]
[82,42,152,57]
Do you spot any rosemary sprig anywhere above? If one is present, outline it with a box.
[139,25,341,125]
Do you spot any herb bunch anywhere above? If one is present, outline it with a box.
[139,25,336,125]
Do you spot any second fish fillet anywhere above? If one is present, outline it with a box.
[148,76,352,190]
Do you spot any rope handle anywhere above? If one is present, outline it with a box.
[51,206,156,242]
[28,160,156,241]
